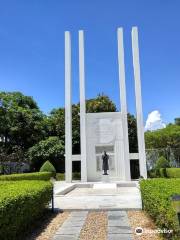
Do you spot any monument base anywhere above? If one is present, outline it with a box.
[101,174,110,183]
[93,182,117,189]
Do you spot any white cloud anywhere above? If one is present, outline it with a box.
[145,110,166,131]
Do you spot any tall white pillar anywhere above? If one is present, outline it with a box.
[117,28,131,180]
[131,27,147,179]
[79,30,87,182]
[65,31,72,182]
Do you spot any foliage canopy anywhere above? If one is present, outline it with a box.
[0,92,139,171]
[0,92,46,153]
[27,136,64,171]
[145,124,180,149]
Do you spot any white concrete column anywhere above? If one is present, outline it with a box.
[115,140,124,180]
[65,31,72,182]
[79,30,87,182]
[117,28,131,180]
[131,27,147,179]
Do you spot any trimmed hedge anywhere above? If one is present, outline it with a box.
[147,169,157,178]
[148,168,180,179]
[159,168,167,177]
[56,172,81,181]
[166,168,180,178]
[0,180,52,240]
[40,160,56,175]
[0,172,54,181]
[140,179,180,239]
[155,156,170,169]
[56,173,65,181]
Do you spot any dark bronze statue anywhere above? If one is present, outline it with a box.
[102,151,109,175]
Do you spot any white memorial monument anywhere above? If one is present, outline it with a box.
[65,27,147,182]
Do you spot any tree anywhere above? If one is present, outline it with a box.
[47,94,117,154]
[0,91,139,173]
[145,124,180,166]
[48,94,138,155]
[0,92,46,153]
[86,94,117,112]
[27,136,64,171]
[155,156,170,169]
[145,124,180,149]
[175,118,180,126]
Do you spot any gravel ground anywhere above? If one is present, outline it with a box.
[128,211,162,240]
[26,211,69,240]
[79,211,108,240]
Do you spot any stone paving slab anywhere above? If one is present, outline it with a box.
[108,226,132,234]
[108,219,130,227]
[53,235,78,240]
[67,216,87,221]
[108,211,127,216]
[53,210,134,240]
[56,226,82,234]
[108,233,133,240]
[62,221,85,227]
[53,211,88,240]
[108,211,130,226]
[70,211,88,217]
[62,218,86,224]
[108,211,133,240]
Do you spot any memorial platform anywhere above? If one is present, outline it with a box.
[53,181,142,211]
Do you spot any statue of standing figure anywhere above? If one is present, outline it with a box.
[102,151,109,175]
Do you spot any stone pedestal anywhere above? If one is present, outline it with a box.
[101,174,110,183]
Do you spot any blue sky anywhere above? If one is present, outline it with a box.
[0,0,179,124]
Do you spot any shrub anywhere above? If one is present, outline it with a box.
[0,180,52,240]
[159,168,167,177]
[166,168,180,178]
[155,168,180,178]
[147,169,158,178]
[56,173,65,181]
[140,179,180,239]
[0,172,53,181]
[56,172,81,181]
[27,136,64,171]
[73,172,81,180]
[155,156,170,169]
[40,161,56,176]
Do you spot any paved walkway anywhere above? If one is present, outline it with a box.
[53,211,133,240]
[53,211,88,240]
[108,211,133,240]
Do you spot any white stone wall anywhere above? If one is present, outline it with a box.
[86,112,127,181]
